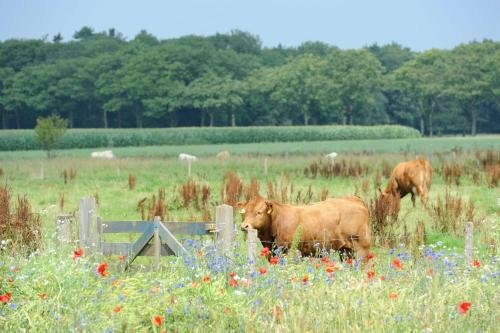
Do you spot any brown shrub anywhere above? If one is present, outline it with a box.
[62,169,68,184]
[485,164,499,188]
[59,193,65,212]
[318,188,329,201]
[128,173,137,190]
[61,168,77,184]
[442,163,462,186]
[69,168,77,181]
[181,179,198,208]
[0,185,42,253]
[370,191,401,247]
[304,159,369,179]
[221,171,243,207]
[201,184,211,208]
[430,189,477,235]
[137,188,169,221]
[381,160,393,179]
[243,178,261,201]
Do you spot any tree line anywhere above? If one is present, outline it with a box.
[0,27,498,135]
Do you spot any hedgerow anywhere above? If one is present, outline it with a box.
[0,125,420,151]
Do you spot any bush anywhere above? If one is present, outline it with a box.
[34,115,68,158]
[0,185,42,253]
[0,125,420,151]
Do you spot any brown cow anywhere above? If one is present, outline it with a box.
[237,195,372,261]
[380,158,432,207]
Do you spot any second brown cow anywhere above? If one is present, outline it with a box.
[237,195,372,261]
[380,158,432,207]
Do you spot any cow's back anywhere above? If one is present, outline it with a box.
[273,197,371,255]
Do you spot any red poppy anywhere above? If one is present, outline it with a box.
[367,270,375,280]
[229,272,235,278]
[391,258,404,270]
[379,275,386,281]
[471,259,480,268]
[388,293,397,299]
[302,275,309,284]
[321,257,329,263]
[73,248,83,260]
[38,293,48,299]
[97,262,108,277]
[0,292,11,304]
[346,258,353,265]
[117,255,126,261]
[326,262,338,273]
[259,267,267,275]
[229,278,238,287]
[458,302,472,315]
[260,247,271,256]
[367,253,375,261]
[269,257,279,265]
[113,305,122,313]
[152,315,163,327]
[203,276,211,283]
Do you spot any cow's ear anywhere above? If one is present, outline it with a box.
[236,202,246,214]
[265,201,273,214]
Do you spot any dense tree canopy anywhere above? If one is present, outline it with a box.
[0,28,498,135]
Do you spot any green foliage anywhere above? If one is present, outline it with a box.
[0,30,498,135]
[34,115,68,157]
[0,125,420,151]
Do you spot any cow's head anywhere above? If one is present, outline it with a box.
[236,196,274,232]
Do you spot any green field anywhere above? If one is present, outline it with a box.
[1,135,499,160]
[0,136,498,332]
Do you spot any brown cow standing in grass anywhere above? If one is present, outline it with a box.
[380,158,432,207]
[237,195,372,261]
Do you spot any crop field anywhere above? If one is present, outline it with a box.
[0,137,499,332]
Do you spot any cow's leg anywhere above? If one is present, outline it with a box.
[420,186,429,207]
[338,247,354,262]
[411,187,417,207]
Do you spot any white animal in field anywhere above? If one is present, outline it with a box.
[91,150,115,159]
[216,150,230,161]
[324,152,338,162]
[178,153,197,162]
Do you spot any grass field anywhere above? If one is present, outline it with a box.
[0,136,498,332]
[1,135,499,160]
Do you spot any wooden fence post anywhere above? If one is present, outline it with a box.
[247,229,258,267]
[465,222,474,265]
[79,197,99,254]
[153,216,161,268]
[55,214,73,244]
[216,204,234,256]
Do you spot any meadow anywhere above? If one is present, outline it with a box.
[0,136,499,332]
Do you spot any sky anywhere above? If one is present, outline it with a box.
[0,0,499,51]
